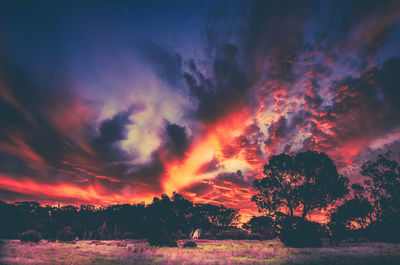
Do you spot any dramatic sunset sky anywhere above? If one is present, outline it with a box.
[1,0,400,222]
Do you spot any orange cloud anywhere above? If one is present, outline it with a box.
[163,108,251,194]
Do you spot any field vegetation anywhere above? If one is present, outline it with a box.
[1,239,400,265]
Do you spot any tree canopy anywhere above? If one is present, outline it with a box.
[252,150,349,219]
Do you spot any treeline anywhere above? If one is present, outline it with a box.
[1,150,399,247]
[251,150,400,247]
[0,193,240,245]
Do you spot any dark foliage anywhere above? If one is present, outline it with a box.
[368,220,400,243]
[248,233,263,240]
[216,228,249,240]
[122,232,137,239]
[328,152,400,245]
[0,193,239,243]
[242,216,275,240]
[252,150,349,218]
[19,230,42,243]
[328,186,373,245]
[278,216,323,247]
[58,227,74,242]
[360,152,400,243]
[147,230,178,247]
[251,151,349,247]
[182,240,197,248]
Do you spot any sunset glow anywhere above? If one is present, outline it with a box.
[1,0,400,223]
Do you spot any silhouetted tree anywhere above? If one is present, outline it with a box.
[360,152,400,242]
[278,216,324,247]
[0,193,240,242]
[328,186,373,245]
[242,216,275,239]
[252,150,349,219]
[361,152,400,222]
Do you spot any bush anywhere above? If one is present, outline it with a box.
[278,217,323,247]
[147,230,178,247]
[216,229,249,240]
[58,227,75,242]
[368,220,400,243]
[248,233,263,240]
[174,230,188,239]
[182,240,197,248]
[122,232,137,239]
[19,230,42,243]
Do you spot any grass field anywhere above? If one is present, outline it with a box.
[1,239,400,265]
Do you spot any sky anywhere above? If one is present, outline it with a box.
[0,0,400,222]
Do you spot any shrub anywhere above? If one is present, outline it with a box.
[123,232,137,239]
[182,240,197,248]
[243,216,275,240]
[278,217,323,247]
[58,227,75,242]
[147,230,178,247]
[248,233,263,240]
[216,229,249,240]
[174,230,188,239]
[19,230,42,243]
[368,220,400,243]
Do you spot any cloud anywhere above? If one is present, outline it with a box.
[91,104,145,162]
[164,121,190,158]
[183,43,250,123]
[196,156,221,174]
[137,42,183,90]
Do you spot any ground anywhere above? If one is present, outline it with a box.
[1,239,400,265]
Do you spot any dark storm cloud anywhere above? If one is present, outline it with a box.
[242,0,311,83]
[91,104,145,162]
[140,1,314,123]
[327,57,400,141]
[308,0,400,71]
[180,0,318,123]
[164,121,189,158]
[183,43,250,122]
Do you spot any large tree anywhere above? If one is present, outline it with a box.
[361,152,400,223]
[252,150,349,219]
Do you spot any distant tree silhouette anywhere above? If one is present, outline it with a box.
[252,150,349,219]
[0,193,239,242]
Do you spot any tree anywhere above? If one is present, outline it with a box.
[360,152,400,242]
[242,216,274,239]
[0,193,240,242]
[195,204,240,227]
[361,152,400,222]
[252,150,349,219]
[328,189,373,245]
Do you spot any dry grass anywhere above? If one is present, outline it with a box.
[1,239,400,265]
